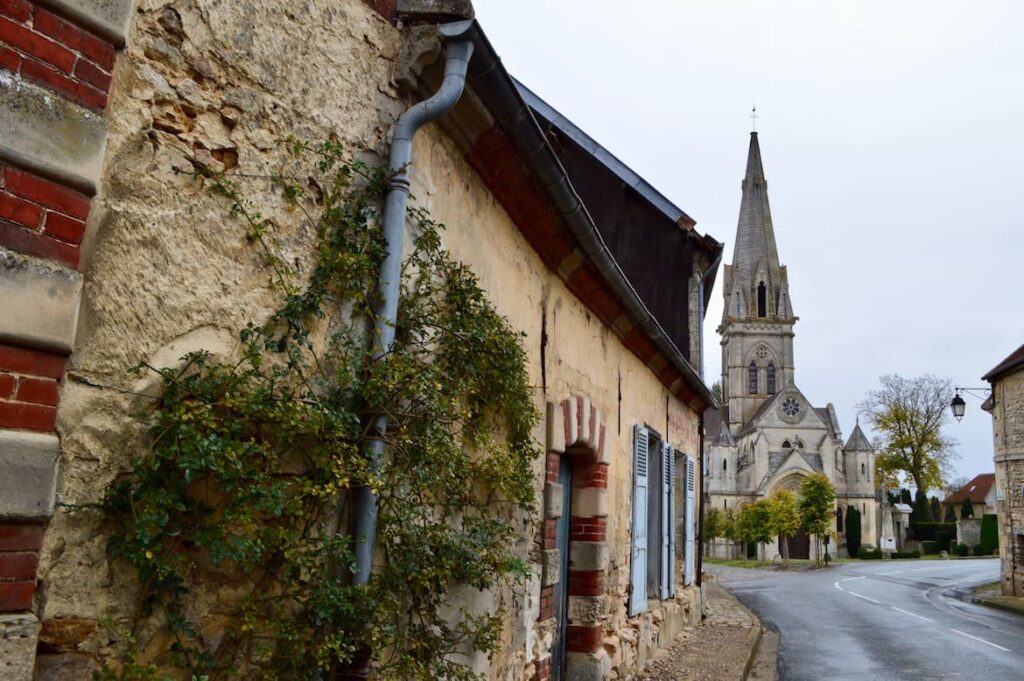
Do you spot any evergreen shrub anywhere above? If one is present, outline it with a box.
[980,514,999,555]
[953,543,969,556]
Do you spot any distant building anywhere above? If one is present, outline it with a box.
[982,343,1024,597]
[946,473,997,520]
[704,132,880,560]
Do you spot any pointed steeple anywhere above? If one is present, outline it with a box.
[845,421,873,452]
[732,132,782,297]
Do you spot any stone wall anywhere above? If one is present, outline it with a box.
[8,0,709,678]
[991,368,1024,597]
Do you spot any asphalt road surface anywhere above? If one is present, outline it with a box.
[710,559,1023,681]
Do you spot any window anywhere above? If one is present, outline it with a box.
[722,458,728,474]
[757,281,767,317]
[836,508,844,533]
[748,362,758,394]
[782,440,791,449]
[630,426,686,615]
[861,463,866,477]
[724,499,728,509]
[766,362,776,394]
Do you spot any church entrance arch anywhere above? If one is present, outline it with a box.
[770,472,810,561]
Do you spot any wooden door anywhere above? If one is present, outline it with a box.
[786,526,811,560]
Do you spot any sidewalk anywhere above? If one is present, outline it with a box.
[640,578,776,681]
[971,582,1024,617]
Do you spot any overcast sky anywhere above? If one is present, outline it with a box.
[472,0,1024,486]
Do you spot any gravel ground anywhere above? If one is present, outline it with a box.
[639,580,759,681]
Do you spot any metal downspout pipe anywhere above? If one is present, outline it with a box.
[351,22,475,587]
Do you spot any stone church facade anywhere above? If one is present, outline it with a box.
[704,132,879,560]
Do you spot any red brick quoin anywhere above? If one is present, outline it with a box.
[0,0,116,110]
[536,395,610,672]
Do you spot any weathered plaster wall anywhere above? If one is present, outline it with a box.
[37,0,703,677]
[990,369,1024,596]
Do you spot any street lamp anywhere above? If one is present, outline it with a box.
[950,392,966,421]
[949,387,991,422]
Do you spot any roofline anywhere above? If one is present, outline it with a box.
[982,342,1024,382]
[451,20,717,409]
[512,78,723,314]
[515,78,698,228]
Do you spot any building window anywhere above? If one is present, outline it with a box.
[836,508,844,533]
[757,281,767,317]
[861,463,866,476]
[748,362,758,394]
[782,440,791,449]
[766,362,776,394]
[723,458,728,474]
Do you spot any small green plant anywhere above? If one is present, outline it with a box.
[953,543,969,557]
[96,143,541,679]
[921,540,939,555]
[857,547,883,560]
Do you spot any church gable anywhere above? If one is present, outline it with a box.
[739,384,828,436]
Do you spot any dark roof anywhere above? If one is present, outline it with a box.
[982,342,1024,382]
[436,19,721,410]
[518,80,723,358]
[946,473,996,505]
[844,423,873,451]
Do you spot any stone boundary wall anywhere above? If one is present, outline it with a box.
[0,0,131,677]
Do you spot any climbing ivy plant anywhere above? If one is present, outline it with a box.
[98,141,540,680]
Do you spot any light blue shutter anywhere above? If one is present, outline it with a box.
[666,445,677,598]
[629,425,649,616]
[684,455,696,585]
[659,443,672,600]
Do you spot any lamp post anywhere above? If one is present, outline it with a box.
[949,387,991,422]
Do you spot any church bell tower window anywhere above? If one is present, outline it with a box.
[757,282,767,318]
[748,362,758,394]
[766,362,776,394]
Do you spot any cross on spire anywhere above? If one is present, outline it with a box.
[750,105,758,132]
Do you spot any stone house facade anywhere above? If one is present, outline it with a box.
[0,0,721,678]
[982,344,1024,597]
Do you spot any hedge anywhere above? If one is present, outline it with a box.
[911,522,956,541]
[921,540,939,555]
[935,530,952,553]
[892,550,921,559]
[953,543,969,557]
[858,547,883,560]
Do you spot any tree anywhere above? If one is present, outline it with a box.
[900,488,912,506]
[929,496,941,522]
[943,502,956,522]
[767,489,801,565]
[912,490,930,523]
[734,504,754,561]
[961,497,974,519]
[857,374,958,495]
[846,506,862,557]
[704,507,723,555]
[798,473,837,566]
[747,500,774,561]
[711,381,723,405]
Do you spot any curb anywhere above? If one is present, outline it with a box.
[973,597,1024,618]
[741,622,763,681]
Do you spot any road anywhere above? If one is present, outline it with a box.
[709,559,1024,681]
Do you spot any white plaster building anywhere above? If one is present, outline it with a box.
[704,132,879,560]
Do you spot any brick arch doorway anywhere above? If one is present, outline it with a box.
[538,396,610,681]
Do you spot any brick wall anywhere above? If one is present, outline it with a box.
[0,0,130,673]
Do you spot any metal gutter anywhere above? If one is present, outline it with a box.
[352,21,475,589]
[459,20,718,409]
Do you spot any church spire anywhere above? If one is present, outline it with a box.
[732,132,781,291]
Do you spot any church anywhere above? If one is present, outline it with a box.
[704,131,879,560]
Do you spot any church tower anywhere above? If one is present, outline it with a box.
[719,132,798,431]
